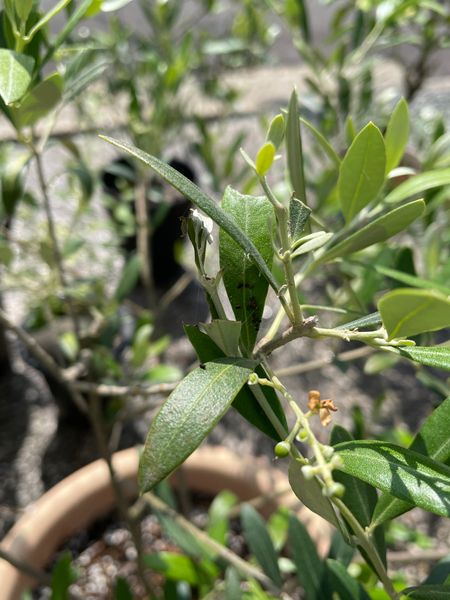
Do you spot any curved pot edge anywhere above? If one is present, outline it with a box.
[0,445,331,599]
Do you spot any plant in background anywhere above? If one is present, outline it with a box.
[104,87,450,598]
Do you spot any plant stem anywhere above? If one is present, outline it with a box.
[259,177,303,326]
[332,497,399,600]
[135,179,155,308]
[87,392,156,598]
[0,548,51,586]
[32,144,81,341]
[133,492,279,595]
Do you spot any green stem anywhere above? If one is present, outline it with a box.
[332,497,399,600]
[259,177,303,325]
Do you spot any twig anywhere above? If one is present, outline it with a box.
[72,379,178,397]
[254,317,318,357]
[132,492,279,594]
[0,308,88,414]
[0,548,51,586]
[388,548,450,565]
[135,179,155,308]
[276,346,375,377]
[32,144,81,340]
[87,392,155,598]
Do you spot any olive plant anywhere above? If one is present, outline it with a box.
[104,89,450,599]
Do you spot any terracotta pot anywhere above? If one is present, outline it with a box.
[0,445,330,599]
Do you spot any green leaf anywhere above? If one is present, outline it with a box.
[326,559,371,600]
[318,200,425,264]
[291,232,333,258]
[289,197,312,243]
[330,426,386,565]
[255,142,276,177]
[378,289,450,340]
[371,265,450,296]
[114,577,134,600]
[13,72,63,128]
[401,585,450,599]
[50,552,77,600]
[288,459,340,528]
[101,137,279,294]
[201,320,242,356]
[266,114,285,149]
[241,504,282,588]
[139,358,254,492]
[16,0,33,23]
[300,117,341,168]
[225,567,242,600]
[423,554,450,585]
[288,513,330,600]
[338,122,386,223]
[397,346,450,371]
[385,98,410,174]
[336,312,382,331]
[286,89,307,204]
[207,490,238,545]
[114,254,142,302]
[184,325,287,441]
[372,397,450,527]
[335,440,450,519]
[143,552,199,585]
[0,50,34,105]
[219,187,274,352]
[384,168,450,204]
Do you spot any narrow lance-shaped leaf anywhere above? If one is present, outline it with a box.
[338,122,386,223]
[401,584,450,599]
[241,504,282,588]
[139,358,255,492]
[286,89,307,205]
[397,346,450,372]
[300,117,341,168]
[371,397,450,527]
[326,559,372,600]
[288,513,331,600]
[220,187,274,352]
[317,199,425,264]
[335,440,450,519]
[385,98,410,174]
[13,72,64,128]
[371,264,450,296]
[384,168,450,204]
[378,288,450,340]
[184,325,287,441]
[100,137,279,294]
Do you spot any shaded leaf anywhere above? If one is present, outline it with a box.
[139,358,255,492]
[423,554,450,585]
[201,320,242,356]
[207,490,238,545]
[335,441,450,519]
[371,264,450,296]
[101,137,280,292]
[326,559,371,600]
[13,72,63,128]
[401,585,450,599]
[289,196,311,242]
[288,513,330,600]
[220,187,274,352]
[288,458,340,528]
[378,289,450,340]
[318,200,424,263]
[338,122,386,223]
[241,504,282,588]
[114,254,142,302]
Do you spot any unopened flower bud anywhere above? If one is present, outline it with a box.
[274,441,291,458]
